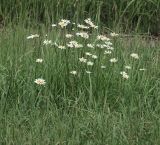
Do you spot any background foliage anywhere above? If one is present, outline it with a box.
[0,0,160,33]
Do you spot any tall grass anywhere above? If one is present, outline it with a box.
[0,1,160,144]
[0,0,160,33]
[0,20,160,144]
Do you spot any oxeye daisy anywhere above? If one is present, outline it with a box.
[51,24,57,27]
[58,45,66,49]
[84,18,98,29]
[107,46,114,50]
[86,71,92,74]
[58,19,70,28]
[101,65,106,69]
[66,34,73,38]
[97,35,110,41]
[34,78,46,85]
[85,52,92,56]
[36,58,43,63]
[91,55,98,59]
[43,39,52,45]
[125,65,131,69]
[110,58,118,63]
[79,57,87,63]
[139,68,146,71]
[27,34,39,39]
[130,53,139,59]
[67,41,83,48]
[120,71,129,79]
[104,50,112,54]
[77,24,89,29]
[105,41,113,46]
[76,32,89,39]
[87,44,94,48]
[70,71,77,75]
[87,61,94,66]
[110,32,119,37]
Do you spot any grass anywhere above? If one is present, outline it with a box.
[0,0,160,33]
[0,19,160,145]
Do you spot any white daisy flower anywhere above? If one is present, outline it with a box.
[79,57,87,63]
[97,35,110,41]
[86,71,92,74]
[76,32,89,39]
[123,74,129,79]
[96,44,105,48]
[51,24,57,27]
[125,65,131,69]
[43,39,52,45]
[105,41,113,46]
[101,65,106,69]
[67,41,83,48]
[120,71,126,75]
[87,61,94,66]
[120,71,129,79]
[84,18,98,29]
[66,34,73,38]
[107,46,114,50]
[104,50,112,54]
[110,58,118,63]
[67,43,74,48]
[58,45,66,49]
[36,58,43,63]
[85,52,92,56]
[54,42,58,47]
[77,24,89,29]
[110,32,119,37]
[34,78,46,85]
[91,55,98,59]
[58,19,70,28]
[27,34,39,39]
[139,68,146,71]
[87,44,94,48]
[130,53,139,59]
[70,71,77,75]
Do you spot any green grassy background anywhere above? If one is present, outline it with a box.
[0,0,160,145]
[0,0,160,33]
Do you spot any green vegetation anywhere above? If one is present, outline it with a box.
[0,0,160,33]
[0,1,160,145]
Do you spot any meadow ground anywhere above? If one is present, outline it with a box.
[0,20,160,145]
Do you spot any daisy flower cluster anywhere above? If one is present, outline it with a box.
[26,18,146,84]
